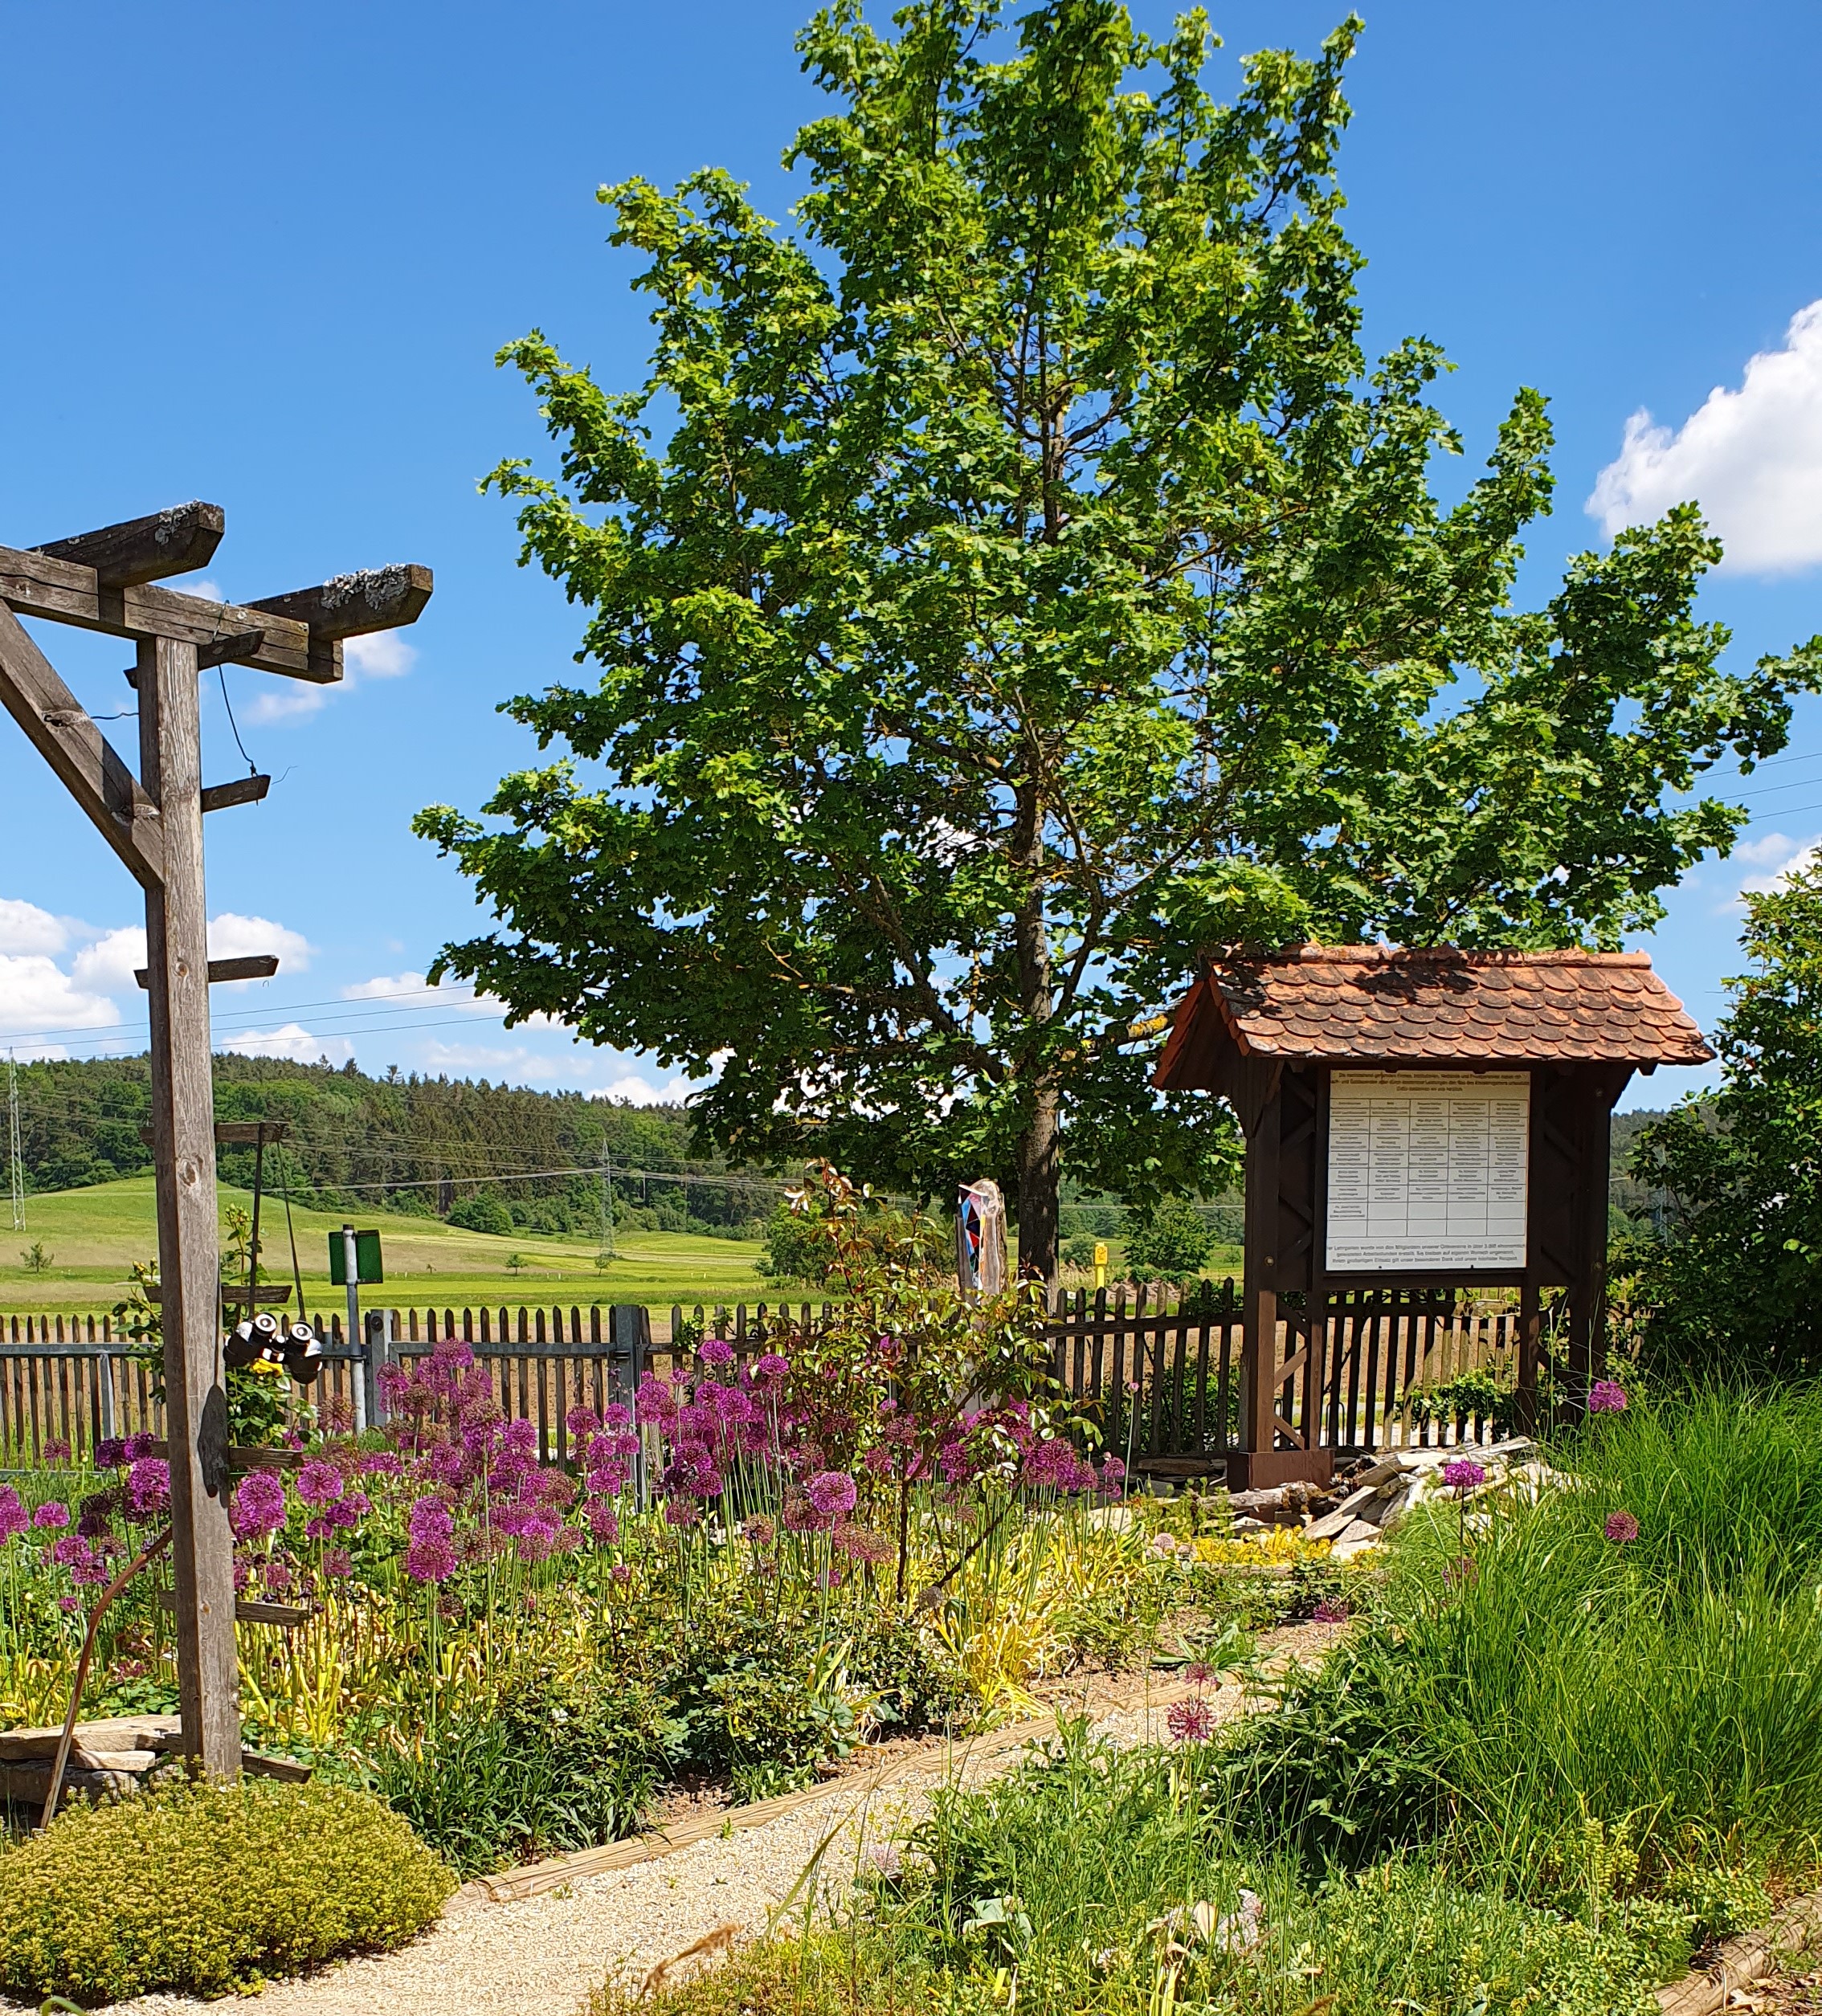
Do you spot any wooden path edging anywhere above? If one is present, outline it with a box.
[1656,1890,1822,2014]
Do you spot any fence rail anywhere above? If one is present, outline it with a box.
[2,1286,1521,1468]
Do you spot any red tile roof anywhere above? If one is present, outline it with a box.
[1155,946,1712,1079]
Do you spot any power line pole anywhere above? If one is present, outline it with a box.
[6,1051,22,1231]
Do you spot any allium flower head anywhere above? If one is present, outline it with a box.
[125,1431,159,1463]
[752,1353,789,1385]
[357,1450,403,1477]
[1183,1662,1213,1687]
[321,1546,353,1579]
[0,1487,27,1545]
[296,1459,345,1507]
[609,1561,634,1585]
[699,1338,735,1367]
[231,1470,288,1540]
[125,1458,170,1518]
[405,1533,458,1582]
[1605,1509,1640,1545]
[33,1500,71,1530]
[1441,1459,1486,1496]
[1589,1380,1628,1414]
[806,1471,859,1519]
[1167,1697,1215,1743]
[1311,1596,1352,1624]
[96,1437,127,1470]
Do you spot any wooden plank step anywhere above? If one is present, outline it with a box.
[0,1714,179,1761]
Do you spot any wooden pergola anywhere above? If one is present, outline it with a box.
[1154,945,1711,1488]
[0,504,430,1773]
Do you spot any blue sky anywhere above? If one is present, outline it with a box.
[1,0,1819,1114]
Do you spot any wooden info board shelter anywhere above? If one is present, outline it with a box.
[0,504,430,1773]
[1154,946,1711,1488]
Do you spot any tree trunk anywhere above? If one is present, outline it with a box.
[1016,1076,1062,1287]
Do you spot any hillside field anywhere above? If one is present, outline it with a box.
[0,1175,777,1320]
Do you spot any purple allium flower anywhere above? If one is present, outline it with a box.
[329,1490,369,1529]
[603,1402,633,1431]
[262,1558,294,1594]
[566,1406,601,1439]
[610,1562,634,1585]
[806,1471,859,1519]
[868,1843,903,1879]
[77,1492,117,1540]
[835,1521,894,1565]
[753,1353,789,1385]
[1589,1380,1628,1414]
[405,1533,458,1582]
[125,1459,170,1518]
[96,1437,127,1470]
[296,1459,345,1507]
[72,1555,111,1586]
[0,1488,27,1545]
[231,1470,287,1540]
[321,1546,353,1579]
[1441,1459,1486,1496]
[51,1533,92,1568]
[408,1494,455,1539]
[1167,1697,1215,1743]
[125,1431,159,1463]
[304,1516,334,1543]
[32,1500,70,1530]
[1311,1596,1352,1624]
[587,1500,619,1544]
[357,1449,403,1476]
[664,1497,700,1528]
[1605,1509,1640,1545]
[1183,1662,1214,1687]
[58,1594,81,1614]
[699,1338,735,1367]
[43,1437,71,1463]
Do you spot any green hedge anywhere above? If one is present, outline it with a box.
[0,1775,456,2002]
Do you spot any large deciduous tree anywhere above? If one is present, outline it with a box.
[417,1,1819,1276]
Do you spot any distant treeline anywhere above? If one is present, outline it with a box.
[8,1054,778,1239]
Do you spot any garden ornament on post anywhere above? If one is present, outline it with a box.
[956,1179,1007,1298]
[0,504,430,1774]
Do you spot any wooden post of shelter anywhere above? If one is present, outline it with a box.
[1153,946,1711,1488]
[0,504,431,1773]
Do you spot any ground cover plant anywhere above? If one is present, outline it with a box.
[0,1774,454,2002]
[0,1166,1297,1875]
[614,1382,1822,2016]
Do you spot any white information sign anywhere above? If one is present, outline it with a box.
[1326,1070,1529,1272]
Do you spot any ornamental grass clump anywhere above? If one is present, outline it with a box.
[0,1775,455,2002]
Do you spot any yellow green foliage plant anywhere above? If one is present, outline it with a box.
[0,1775,455,2002]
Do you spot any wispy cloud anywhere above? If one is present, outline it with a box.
[243,628,420,726]
[219,1022,354,1065]
[1589,300,1822,576]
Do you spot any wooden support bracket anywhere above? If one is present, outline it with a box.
[34,501,225,586]
[133,953,279,988]
[0,598,164,888]
[248,564,433,682]
[199,773,270,813]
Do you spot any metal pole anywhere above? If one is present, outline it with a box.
[342,1224,366,1435]
[7,1050,22,1231]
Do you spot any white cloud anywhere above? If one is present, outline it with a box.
[0,954,119,1039]
[0,899,70,957]
[588,1071,694,1107]
[1588,300,1822,576]
[206,912,312,982]
[417,1040,549,1076]
[71,925,146,994]
[1727,830,1822,903]
[243,629,419,726]
[185,579,224,602]
[345,632,416,679]
[342,970,492,1014]
[219,1022,354,1065]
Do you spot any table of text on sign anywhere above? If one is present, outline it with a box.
[1325,1070,1530,1272]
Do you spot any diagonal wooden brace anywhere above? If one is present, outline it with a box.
[0,597,164,888]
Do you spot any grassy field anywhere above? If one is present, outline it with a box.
[0,1175,778,1320]
[1,1176,1244,1321]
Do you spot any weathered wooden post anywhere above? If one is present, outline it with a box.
[0,503,431,1772]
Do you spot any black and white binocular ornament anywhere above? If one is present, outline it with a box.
[224,1309,325,1383]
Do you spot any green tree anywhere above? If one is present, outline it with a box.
[448,1193,514,1238]
[1627,861,1822,1380]
[416,1,1819,1277]
[1121,1194,1215,1283]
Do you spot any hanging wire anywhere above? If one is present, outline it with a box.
[218,665,258,777]
[279,1147,306,1324]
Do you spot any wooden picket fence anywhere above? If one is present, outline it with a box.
[2,1285,1521,1469]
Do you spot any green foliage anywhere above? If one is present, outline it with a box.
[19,1242,52,1275]
[1402,1367,1518,1439]
[0,1775,453,2002]
[1207,1385,1822,1886]
[1626,861,1822,1377]
[1121,1196,1213,1283]
[448,1192,515,1236]
[419,1,1817,1277]
[370,1674,678,1876]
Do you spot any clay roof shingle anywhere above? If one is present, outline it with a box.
[1154,946,1712,1080]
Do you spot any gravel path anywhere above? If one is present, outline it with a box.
[8,1625,1338,2016]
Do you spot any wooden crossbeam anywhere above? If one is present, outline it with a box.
[200,773,270,813]
[0,544,320,680]
[0,598,164,888]
[132,954,279,988]
[248,565,433,683]
[34,502,224,587]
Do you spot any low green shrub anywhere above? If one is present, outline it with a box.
[371,1673,678,1875]
[0,1774,453,2002]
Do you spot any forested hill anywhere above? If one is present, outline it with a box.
[9,1055,776,1238]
